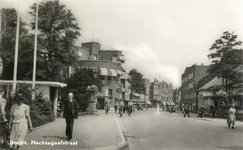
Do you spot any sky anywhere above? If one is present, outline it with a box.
[2,0,243,88]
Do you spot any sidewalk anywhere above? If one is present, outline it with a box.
[19,110,126,150]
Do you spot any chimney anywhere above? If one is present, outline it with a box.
[201,63,204,66]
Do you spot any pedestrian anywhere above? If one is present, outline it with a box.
[104,98,110,114]
[119,100,124,117]
[123,104,127,114]
[182,104,184,114]
[184,105,190,118]
[0,88,7,122]
[114,105,117,114]
[9,94,33,149]
[211,103,217,118]
[227,103,236,129]
[61,93,79,141]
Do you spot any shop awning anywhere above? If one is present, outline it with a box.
[116,70,127,79]
[146,101,151,104]
[108,69,117,76]
[162,102,166,105]
[166,102,171,105]
[116,70,123,76]
[99,68,108,75]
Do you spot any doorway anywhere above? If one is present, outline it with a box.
[97,98,105,109]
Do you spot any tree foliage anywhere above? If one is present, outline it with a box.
[0,8,33,80]
[207,31,243,91]
[128,69,146,100]
[28,0,81,81]
[61,68,102,111]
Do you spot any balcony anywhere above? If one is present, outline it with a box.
[118,55,125,63]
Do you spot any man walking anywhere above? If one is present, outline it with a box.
[184,105,190,118]
[119,100,124,117]
[61,93,78,141]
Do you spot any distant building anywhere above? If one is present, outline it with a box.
[149,79,174,107]
[181,63,209,111]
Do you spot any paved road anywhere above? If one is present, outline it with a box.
[118,109,243,150]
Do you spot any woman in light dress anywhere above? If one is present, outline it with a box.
[9,95,33,149]
[228,103,236,129]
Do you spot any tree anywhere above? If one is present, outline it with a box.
[128,69,146,100]
[207,31,243,92]
[61,68,102,111]
[28,0,81,82]
[0,8,33,80]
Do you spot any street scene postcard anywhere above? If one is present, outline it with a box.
[0,0,243,150]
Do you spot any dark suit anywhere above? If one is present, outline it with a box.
[184,106,190,118]
[62,99,78,139]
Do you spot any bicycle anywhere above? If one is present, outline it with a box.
[0,121,10,149]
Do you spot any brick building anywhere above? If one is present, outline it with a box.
[69,42,128,109]
[181,64,209,111]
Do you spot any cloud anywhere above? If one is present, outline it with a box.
[114,43,180,87]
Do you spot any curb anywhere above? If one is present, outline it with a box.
[115,115,127,149]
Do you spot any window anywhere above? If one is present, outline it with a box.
[93,54,97,60]
[112,56,117,62]
[107,76,112,81]
[100,75,105,80]
[108,89,112,97]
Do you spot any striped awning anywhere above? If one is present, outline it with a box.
[116,70,123,76]
[108,69,117,76]
[116,70,127,79]
[146,101,151,104]
[99,68,108,75]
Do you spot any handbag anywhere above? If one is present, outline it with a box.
[227,118,231,124]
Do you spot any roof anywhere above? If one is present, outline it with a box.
[197,77,221,91]
[0,80,67,87]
